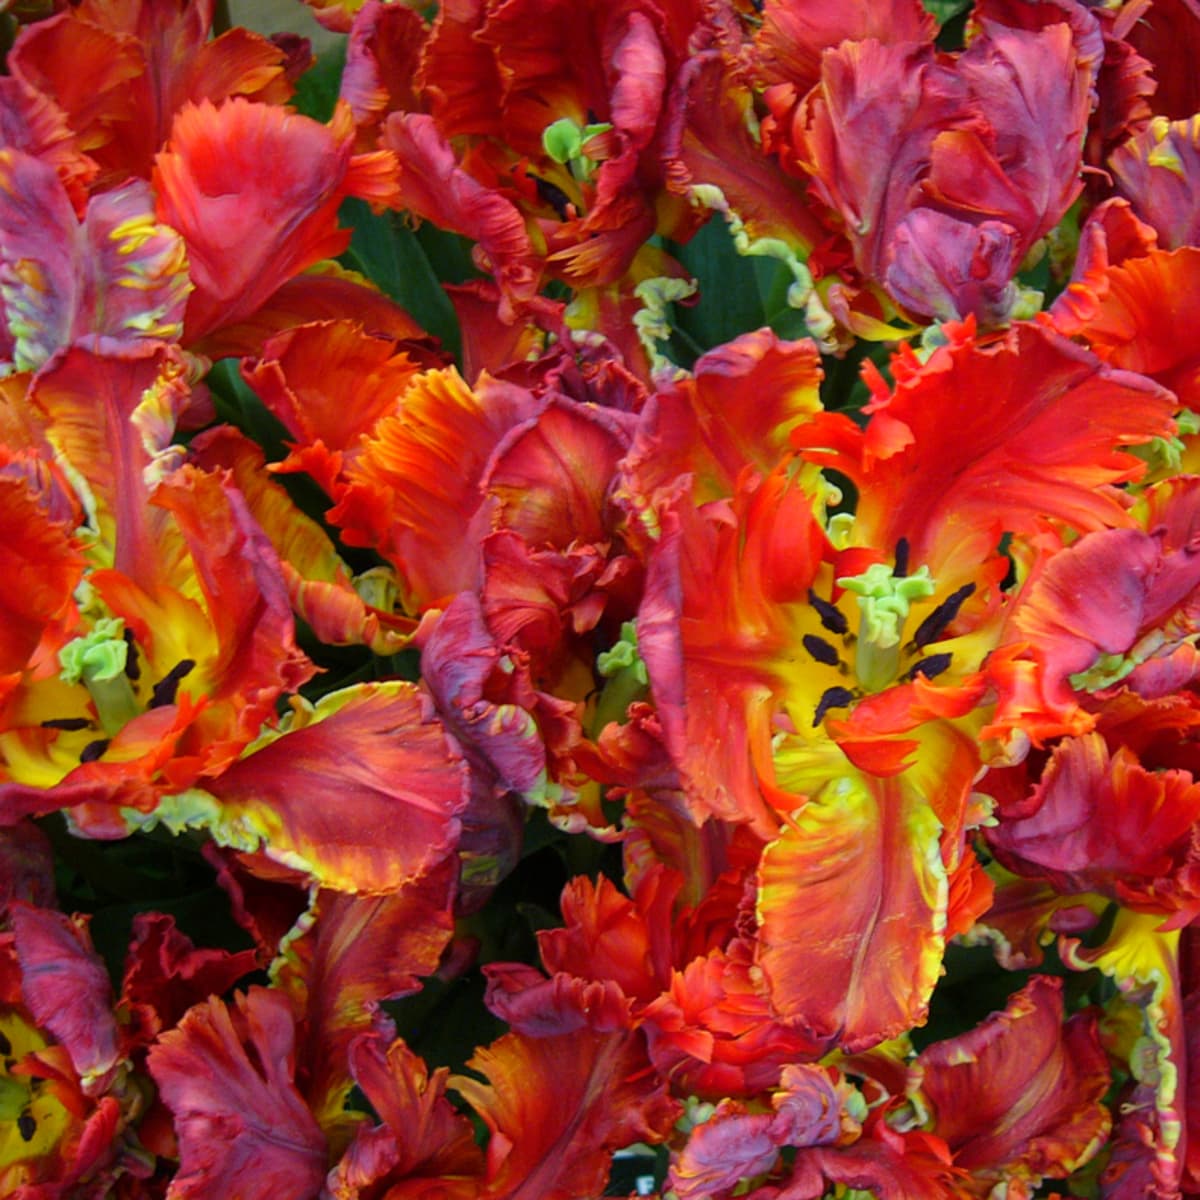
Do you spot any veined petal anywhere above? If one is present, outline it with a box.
[755,768,947,1051]
[639,470,827,834]
[8,1,295,187]
[168,681,468,894]
[10,904,120,1092]
[242,319,424,467]
[0,148,82,371]
[333,369,542,613]
[340,2,426,139]
[988,734,1200,924]
[484,397,634,548]
[1062,245,1200,410]
[29,342,192,584]
[0,467,82,685]
[154,98,393,342]
[754,0,935,92]
[793,321,1176,580]
[272,857,456,1137]
[450,1024,679,1200]
[617,329,823,526]
[147,987,326,1200]
[327,1032,483,1199]
[918,975,1110,1187]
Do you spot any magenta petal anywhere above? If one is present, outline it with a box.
[10,902,120,1090]
[148,987,327,1200]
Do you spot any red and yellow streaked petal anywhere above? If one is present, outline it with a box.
[755,766,947,1052]
[639,469,827,834]
[29,342,193,583]
[450,1024,679,1200]
[794,321,1176,580]
[242,319,425,466]
[333,369,542,613]
[191,426,414,655]
[617,329,823,525]
[272,857,456,1138]
[154,681,468,894]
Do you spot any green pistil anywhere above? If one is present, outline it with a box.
[58,618,140,736]
[838,563,936,692]
[542,116,613,180]
[594,621,648,731]
[1131,410,1200,475]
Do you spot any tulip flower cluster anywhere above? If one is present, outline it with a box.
[3,0,1200,1196]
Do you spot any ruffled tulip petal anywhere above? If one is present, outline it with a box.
[617,329,824,523]
[450,1023,678,1200]
[155,682,468,894]
[792,321,1176,580]
[333,368,542,612]
[0,467,82,684]
[918,975,1110,1186]
[272,857,456,1133]
[638,470,827,834]
[484,397,634,548]
[755,768,947,1051]
[931,20,1093,247]
[0,76,96,211]
[989,733,1200,923]
[1062,245,1200,408]
[8,1,295,187]
[242,319,424,468]
[794,38,972,284]
[754,0,935,93]
[190,426,414,655]
[9,904,120,1091]
[200,261,427,361]
[119,911,258,1053]
[326,1032,483,1199]
[154,98,398,341]
[147,987,327,1200]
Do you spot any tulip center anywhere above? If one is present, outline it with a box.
[837,562,936,693]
